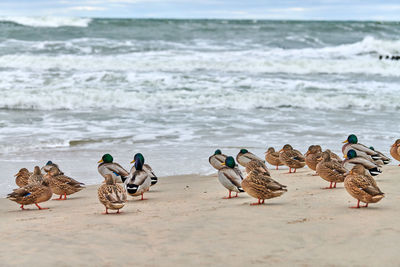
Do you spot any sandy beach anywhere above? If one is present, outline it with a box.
[1,165,399,266]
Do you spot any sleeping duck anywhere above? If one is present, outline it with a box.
[209,149,228,170]
[344,164,384,208]
[264,147,284,170]
[279,144,305,173]
[236,149,264,168]
[217,156,244,199]
[343,149,381,176]
[241,168,287,205]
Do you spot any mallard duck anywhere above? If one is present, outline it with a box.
[98,154,130,183]
[245,159,270,177]
[305,145,322,173]
[47,166,85,200]
[325,149,342,163]
[390,139,400,165]
[14,168,31,187]
[125,154,152,200]
[368,146,391,164]
[209,149,228,170]
[41,161,63,177]
[316,151,347,189]
[343,149,381,176]
[236,149,264,168]
[28,166,44,184]
[98,173,127,214]
[7,178,52,210]
[344,164,384,208]
[241,169,287,205]
[279,144,305,173]
[342,134,390,165]
[264,147,284,170]
[130,153,158,186]
[217,156,244,199]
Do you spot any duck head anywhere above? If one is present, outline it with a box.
[221,156,236,168]
[266,147,275,154]
[14,168,29,177]
[239,149,248,154]
[345,149,357,159]
[131,153,145,170]
[280,144,293,153]
[214,149,222,155]
[343,134,358,144]
[33,166,41,175]
[98,154,113,164]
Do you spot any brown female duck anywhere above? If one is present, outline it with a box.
[344,164,384,208]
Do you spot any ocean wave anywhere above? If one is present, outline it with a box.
[0,16,91,27]
[0,75,398,111]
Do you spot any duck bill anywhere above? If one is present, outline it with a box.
[130,160,135,164]
[344,155,348,159]
[98,159,103,163]
[342,140,348,143]
[221,163,226,166]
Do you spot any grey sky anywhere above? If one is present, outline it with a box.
[0,0,399,20]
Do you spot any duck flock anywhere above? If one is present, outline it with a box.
[6,135,400,213]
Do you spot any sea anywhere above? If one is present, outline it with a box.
[0,17,399,196]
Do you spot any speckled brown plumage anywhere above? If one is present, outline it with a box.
[390,139,400,164]
[7,178,52,210]
[265,147,283,170]
[27,166,44,185]
[279,144,305,172]
[245,159,270,177]
[305,145,322,171]
[316,152,347,188]
[241,169,287,205]
[344,164,384,208]
[98,174,127,214]
[14,168,31,188]
[47,166,85,200]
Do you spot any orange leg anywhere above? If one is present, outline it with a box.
[223,190,232,199]
[363,203,369,208]
[288,168,292,173]
[250,199,263,205]
[35,203,48,210]
[63,193,67,200]
[102,208,109,214]
[350,200,361,208]
[293,168,297,173]
[234,192,239,198]
[276,165,279,170]
[333,183,337,188]
[20,205,25,210]
[140,192,147,200]
[53,195,63,200]
[323,182,333,189]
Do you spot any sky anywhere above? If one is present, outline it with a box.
[0,0,399,20]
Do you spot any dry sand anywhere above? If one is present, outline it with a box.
[1,166,400,266]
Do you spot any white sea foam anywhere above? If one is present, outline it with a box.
[0,16,91,27]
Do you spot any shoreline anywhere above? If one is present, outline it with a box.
[1,166,400,266]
